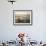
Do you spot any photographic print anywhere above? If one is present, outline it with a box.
[13,10,32,25]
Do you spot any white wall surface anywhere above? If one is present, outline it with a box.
[0,0,46,42]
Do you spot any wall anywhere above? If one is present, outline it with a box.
[0,0,46,42]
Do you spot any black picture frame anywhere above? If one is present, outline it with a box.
[13,10,33,26]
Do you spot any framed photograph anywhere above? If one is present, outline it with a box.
[13,10,32,25]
